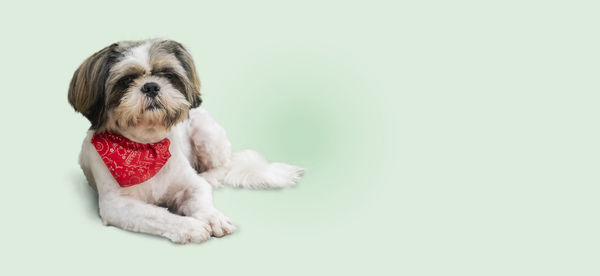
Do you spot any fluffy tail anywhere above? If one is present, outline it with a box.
[219,150,305,189]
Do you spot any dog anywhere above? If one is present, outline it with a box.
[68,39,304,244]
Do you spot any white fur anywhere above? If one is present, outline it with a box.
[225,150,305,189]
[80,107,304,243]
[186,108,305,189]
[115,41,153,71]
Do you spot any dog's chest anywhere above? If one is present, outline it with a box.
[118,150,189,203]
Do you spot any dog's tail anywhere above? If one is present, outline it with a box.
[216,150,304,189]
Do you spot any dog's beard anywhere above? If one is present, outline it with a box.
[108,87,190,132]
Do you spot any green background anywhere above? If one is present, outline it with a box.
[1,0,598,275]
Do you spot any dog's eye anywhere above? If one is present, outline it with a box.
[164,73,175,79]
[118,75,137,85]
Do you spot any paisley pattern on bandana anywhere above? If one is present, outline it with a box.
[91,132,171,187]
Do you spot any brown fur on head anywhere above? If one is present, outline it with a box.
[68,39,202,138]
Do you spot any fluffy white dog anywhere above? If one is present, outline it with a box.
[69,39,304,244]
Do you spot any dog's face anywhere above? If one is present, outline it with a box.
[68,39,202,142]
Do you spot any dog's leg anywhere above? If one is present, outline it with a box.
[187,107,305,189]
[98,194,211,244]
[185,107,231,188]
[221,150,305,189]
[173,174,236,237]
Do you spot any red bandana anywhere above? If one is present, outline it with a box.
[91,132,171,187]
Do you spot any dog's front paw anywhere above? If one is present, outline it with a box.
[163,217,211,244]
[194,209,236,237]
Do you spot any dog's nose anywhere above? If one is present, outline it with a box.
[141,82,160,97]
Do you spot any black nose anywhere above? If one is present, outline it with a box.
[141,82,160,97]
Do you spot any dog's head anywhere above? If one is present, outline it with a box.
[68,39,202,142]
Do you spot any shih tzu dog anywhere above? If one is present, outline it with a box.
[68,39,304,244]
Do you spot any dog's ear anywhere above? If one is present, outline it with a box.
[68,43,120,128]
[162,40,202,108]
